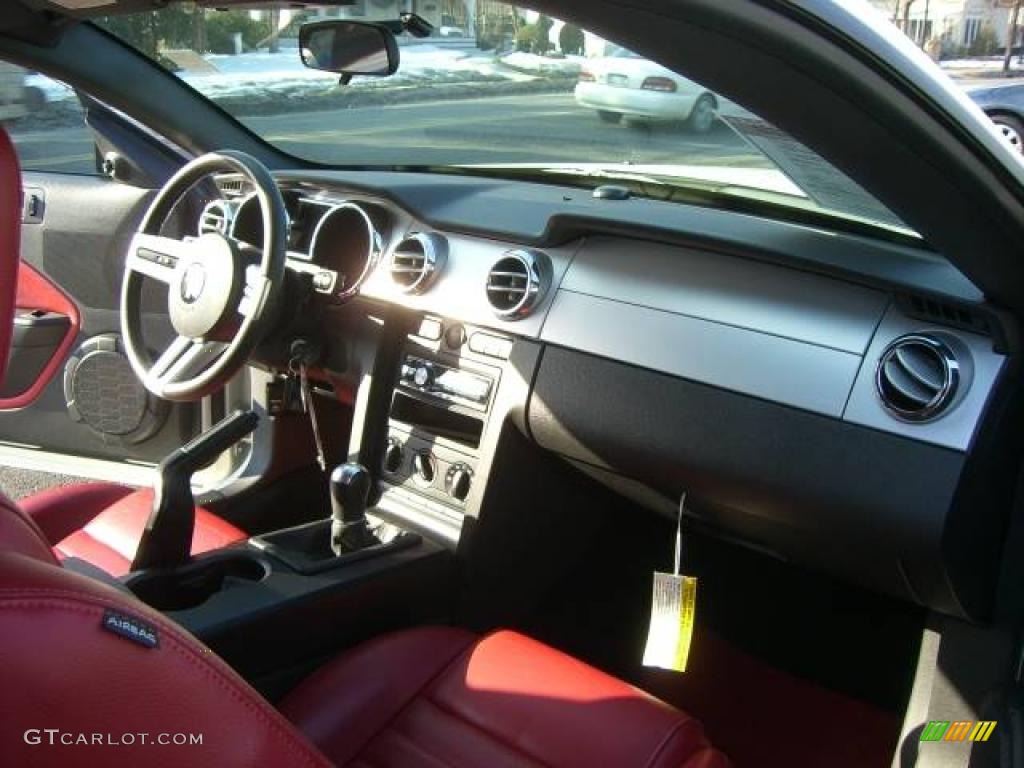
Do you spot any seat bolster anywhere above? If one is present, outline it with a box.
[280,626,478,766]
[20,482,135,544]
[282,627,729,768]
[428,630,723,768]
[0,551,332,768]
[0,491,59,565]
[51,488,248,577]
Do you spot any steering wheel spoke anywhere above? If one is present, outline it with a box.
[146,336,228,391]
[238,265,269,317]
[126,233,191,284]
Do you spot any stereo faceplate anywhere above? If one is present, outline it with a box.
[398,355,493,411]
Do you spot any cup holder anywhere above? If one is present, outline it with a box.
[125,550,270,612]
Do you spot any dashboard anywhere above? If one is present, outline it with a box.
[201,169,1014,620]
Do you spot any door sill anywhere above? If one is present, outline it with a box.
[0,442,156,487]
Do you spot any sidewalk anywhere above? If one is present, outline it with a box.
[941,57,1024,87]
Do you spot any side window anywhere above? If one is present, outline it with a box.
[0,61,97,175]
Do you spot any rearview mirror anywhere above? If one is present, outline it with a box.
[299,21,399,77]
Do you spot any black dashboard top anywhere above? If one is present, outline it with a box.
[277,169,982,305]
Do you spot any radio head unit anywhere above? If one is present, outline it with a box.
[399,355,493,411]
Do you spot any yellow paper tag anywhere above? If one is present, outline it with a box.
[643,573,697,672]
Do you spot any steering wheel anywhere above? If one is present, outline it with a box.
[120,151,287,402]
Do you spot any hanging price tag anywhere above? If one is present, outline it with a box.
[643,493,697,672]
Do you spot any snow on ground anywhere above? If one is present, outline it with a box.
[499,51,582,76]
[25,72,73,103]
[188,45,513,100]
[941,57,1023,71]
[24,44,574,105]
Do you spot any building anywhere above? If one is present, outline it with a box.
[331,0,476,35]
[869,0,1021,51]
[328,1,526,43]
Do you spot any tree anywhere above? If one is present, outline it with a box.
[268,9,281,54]
[192,7,206,54]
[901,0,916,32]
[535,15,554,52]
[969,22,1000,56]
[559,23,584,55]
[1001,0,1023,72]
[97,8,192,58]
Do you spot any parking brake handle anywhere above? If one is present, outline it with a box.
[131,410,259,573]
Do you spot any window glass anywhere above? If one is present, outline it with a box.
[0,61,95,175]
[98,4,917,235]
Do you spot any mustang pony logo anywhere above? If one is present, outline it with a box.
[180,263,207,304]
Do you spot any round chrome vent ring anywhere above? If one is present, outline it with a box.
[389,232,447,294]
[198,199,233,236]
[875,334,959,423]
[485,249,550,319]
[308,201,383,301]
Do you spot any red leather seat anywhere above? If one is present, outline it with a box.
[281,625,726,768]
[20,482,246,576]
[0,491,727,767]
[0,124,245,576]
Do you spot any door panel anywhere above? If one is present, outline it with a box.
[0,171,199,464]
[0,262,78,407]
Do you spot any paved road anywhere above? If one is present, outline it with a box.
[6,91,758,174]
[7,70,1023,175]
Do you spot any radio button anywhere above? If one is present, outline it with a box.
[413,365,434,388]
[469,332,512,360]
[445,324,467,349]
[383,439,404,474]
[412,452,436,486]
[416,317,442,341]
[446,463,473,502]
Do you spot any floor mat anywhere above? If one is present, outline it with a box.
[638,628,901,767]
[458,427,916,768]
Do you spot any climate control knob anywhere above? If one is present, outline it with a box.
[412,452,436,486]
[413,365,434,388]
[445,463,473,502]
[383,439,404,474]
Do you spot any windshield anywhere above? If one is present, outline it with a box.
[96,3,914,236]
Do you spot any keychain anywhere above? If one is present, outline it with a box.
[288,340,327,472]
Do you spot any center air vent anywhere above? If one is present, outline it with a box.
[198,200,233,236]
[215,176,247,198]
[389,232,447,294]
[875,334,959,422]
[485,249,550,319]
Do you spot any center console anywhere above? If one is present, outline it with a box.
[117,311,539,697]
[372,315,531,541]
[117,406,454,698]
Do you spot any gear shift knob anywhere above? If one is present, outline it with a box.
[330,463,370,525]
[330,463,380,555]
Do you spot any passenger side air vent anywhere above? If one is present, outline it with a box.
[485,249,550,319]
[875,334,959,422]
[389,232,447,294]
[198,200,232,236]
